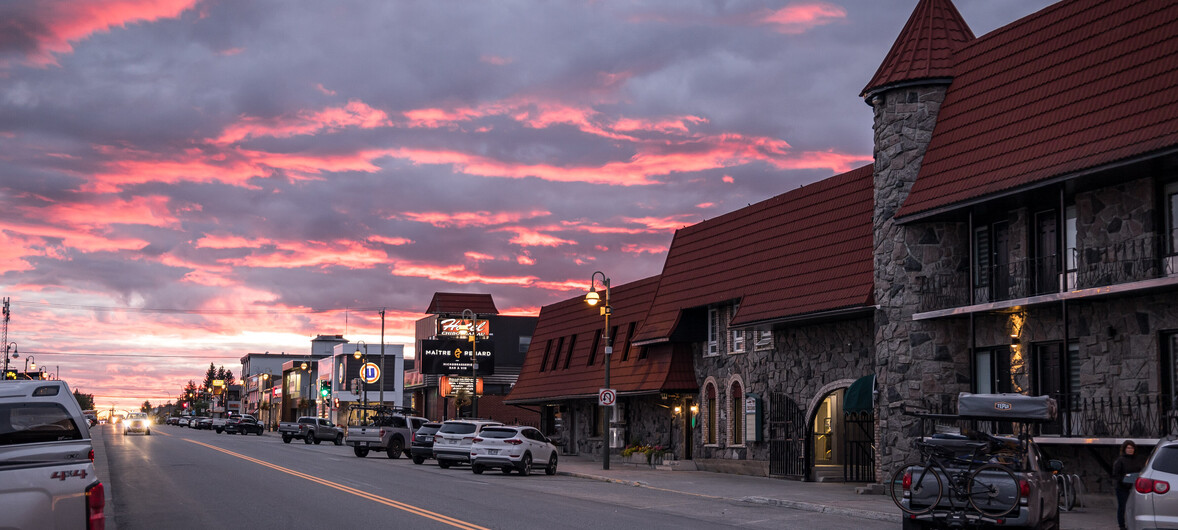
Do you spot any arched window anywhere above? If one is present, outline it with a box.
[704,381,717,445]
[729,380,744,445]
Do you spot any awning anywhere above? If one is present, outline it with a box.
[843,374,875,414]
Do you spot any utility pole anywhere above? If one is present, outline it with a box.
[379,309,385,407]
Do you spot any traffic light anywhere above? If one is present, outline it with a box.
[320,380,330,399]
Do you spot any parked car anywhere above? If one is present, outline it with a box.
[214,413,253,434]
[432,419,503,468]
[195,417,213,430]
[0,380,105,529]
[1127,437,1178,530]
[124,412,151,435]
[344,405,428,459]
[224,415,264,436]
[278,417,343,445]
[410,422,442,465]
[177,417,191,427]
[166,416,181,425]
[470,425,558,476]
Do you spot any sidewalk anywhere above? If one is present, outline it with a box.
[90,424,118,530]
[555,455,1117,529]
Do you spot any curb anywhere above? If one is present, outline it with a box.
[89,425,119,530]
[558,470,901,523]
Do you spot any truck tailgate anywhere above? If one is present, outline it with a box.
[0,460,97,529]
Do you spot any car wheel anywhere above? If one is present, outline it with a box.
[518,453,532,476]
[216,428,223,434]
[546,453,557,475]
[412,456,425,465]
[387,437,403,459]
[283,435,292,444]
[334,434,343,446]
[239,430,246,435]
[314,437,322,445]
[472,464,484,475]
[146,429,151,436]
[354,447,369,458]
[255,429,263,436]
[304,434,313,445]
[438,460,452,469]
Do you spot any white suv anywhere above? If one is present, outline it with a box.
[432,419,502,468]
[470,425,558,476]
[124,412,151,435]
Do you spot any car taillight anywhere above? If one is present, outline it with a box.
[89,449,94,462]
[1019,479,1030,498]
[473,437,484,443]
[434,435,442,443]
[902,471,912,490]
[379,429,386,438]
[1137,477,1171,494]
[505,438,523,445]
[86,482,105,530]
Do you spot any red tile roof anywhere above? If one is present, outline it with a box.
[505,276,697,404]
[898,0,1178,219]
[861,0,974,100]
[631,164,875,344]
[425,292,499,315]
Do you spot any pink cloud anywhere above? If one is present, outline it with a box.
[479,55,513,66]
[219,239,388,269]
[40,195,179,230]
[758,3,847,34]
[396,210,550,228]
[464,251,495,262]
[621,243,668,255]
[214,100,393,144]
[11,0,200,67]
[194,234,274,249]
[367,235,413,246]
[496,227,576,248]
[621,215,696,232]
[696,202,716,209]
[516,254,535,266]
[315,84,337,96]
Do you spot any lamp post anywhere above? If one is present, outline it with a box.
[3,342,16,376]
[23,355,35,379]
[354,341,368,413]
[585,271,612,471]
[461,309,478,419]
[379,309,386,407]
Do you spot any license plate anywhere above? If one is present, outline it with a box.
[488,449,499,455]
[360,442,369,447]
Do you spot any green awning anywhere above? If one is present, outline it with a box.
[843,374,875,414]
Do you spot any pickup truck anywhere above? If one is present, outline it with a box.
[0,380,105,529]
[344,405,428,459]
[278,417,344,445]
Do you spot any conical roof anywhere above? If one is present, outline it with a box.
[861,0,974,100]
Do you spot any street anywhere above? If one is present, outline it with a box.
[98,424,892,529]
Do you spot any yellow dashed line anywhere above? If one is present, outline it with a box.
[180,438,487,530]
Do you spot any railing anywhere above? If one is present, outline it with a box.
[916,233,1178,312]
[913,393,1178,439]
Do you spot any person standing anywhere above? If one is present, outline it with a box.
[1113,440,1144,530]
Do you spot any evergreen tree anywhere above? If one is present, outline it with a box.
[141,400,152,413]
[72,390,95,410]
[202,363,217,390]
[224,369,236,386]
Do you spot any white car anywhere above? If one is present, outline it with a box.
[432,419,502,468]
[470,426,558,476]
[124,413,151,435]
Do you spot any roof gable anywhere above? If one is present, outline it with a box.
[425,292,499,315]
[898,0,1178,218]
[862,0,974,99]
[632,164,875,344]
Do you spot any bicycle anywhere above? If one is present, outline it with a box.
[889,436,1022,519]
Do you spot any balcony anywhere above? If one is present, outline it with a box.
[916,233,1178,315]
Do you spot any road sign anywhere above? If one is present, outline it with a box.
[598,388,616,406]
[361,362,380,384]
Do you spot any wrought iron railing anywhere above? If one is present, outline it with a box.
[912,393,1178,439]
[916,233,1178,312]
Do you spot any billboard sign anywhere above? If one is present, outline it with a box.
[437,318,490,338]
[419,339,495,376]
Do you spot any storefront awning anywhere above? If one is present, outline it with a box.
[843,374,875,414]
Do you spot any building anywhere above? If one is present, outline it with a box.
[507,0,1178,494]
[317,342,404,425]
[240,334,349,421]
[406,293,538,424]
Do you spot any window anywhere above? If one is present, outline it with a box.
[704,382,717,445]
[624,322,637,361]
[974,346,1026,395]
[1166,183,1178,275]
[707,307,719,356]
[728,302,745,354]
[1065,205,1077,286]
[539,340,553,372]
[551,337,565,371]
[518,336,531,354]
[974,221,1011,301]
[1032,209,1059,295]
[754,330,773,351]
[563,334,576,370]
[587,330,600,367]
[729,380,744,445]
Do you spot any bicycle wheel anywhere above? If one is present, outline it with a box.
[889,464,943,516]
[966,464,1020,517]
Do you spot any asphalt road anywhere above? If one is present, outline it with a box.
[100,424,892,529]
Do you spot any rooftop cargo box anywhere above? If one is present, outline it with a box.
[957,393,1057,422]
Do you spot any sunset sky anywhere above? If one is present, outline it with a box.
[0,0,1054,411]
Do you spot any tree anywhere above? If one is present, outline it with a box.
[202,363,217,391]
[224,369,236,387]
[141,400,152,413]
[73,390,95,410]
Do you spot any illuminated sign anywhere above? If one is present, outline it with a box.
[437,318,490,338]
[418,339,494,376]
[361,362,380,384]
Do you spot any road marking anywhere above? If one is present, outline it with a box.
[181,438,488,530]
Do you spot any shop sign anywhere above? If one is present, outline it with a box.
[419,339,495,375]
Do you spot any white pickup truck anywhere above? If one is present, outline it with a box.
[0,380,105,529]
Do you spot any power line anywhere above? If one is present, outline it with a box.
[17,350,244,360]
[8,300,388,315]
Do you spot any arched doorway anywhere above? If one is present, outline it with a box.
[811,388,845,470]
[806,376,876,482]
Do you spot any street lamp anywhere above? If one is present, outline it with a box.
[586,271,612,471]
[260,372,271,430]
[354,341,368,413]
[461,309,478,419]
[23,356,35,379]
[3,342,16,376]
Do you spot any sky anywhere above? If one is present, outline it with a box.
[0,0,1057,411]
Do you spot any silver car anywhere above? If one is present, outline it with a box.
[1128,439,1178,530]
[470,425,558,476]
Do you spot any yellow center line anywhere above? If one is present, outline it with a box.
[180,438,488,530]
